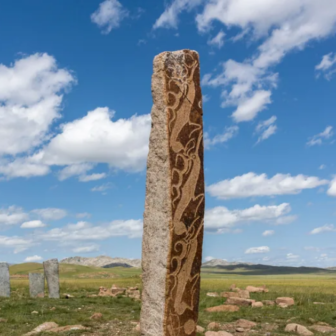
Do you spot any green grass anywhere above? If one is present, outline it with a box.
[1,264,336,335]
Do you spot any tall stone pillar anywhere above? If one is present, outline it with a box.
[29,273,45,298]
[141,50,205,336]
[43,259,60,298]
[0,263,10,297]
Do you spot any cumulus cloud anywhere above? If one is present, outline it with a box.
[310,224,336,234]
[262,230,275,237]
[207,172,328,199]
[91,0,128,34]
[208,30,225,48]
[0,235,34,254]
[0,206,28,226]
[327,178,336,196]
[287,253,299,260]
[255,116,277,143]
[21,220,46,229]
[31,208,67,221]
[245,246,270,254]
[37,219,143,243]
[24,255,42,262]
[0,53,75,157]
[307,126,333,146]
[72,245,99,253]
[78,173,107,182]
[205,203,291,233]
[316,53,336,79]
[154,0,202,29]
[204,126,238,148]
[158,0,336,121]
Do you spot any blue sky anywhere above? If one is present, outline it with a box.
[0,0,336,267]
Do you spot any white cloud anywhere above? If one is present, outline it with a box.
[32,208,67,221]
[24,255,42,262]
[202,94,210,103]
[76,212,91,219]
[275,215,297,225]
[245,246,270,254]
[287,253,299,260]
[91,0,128,34]
[319,164,326,170]
[21,220,46,229]
[0,53,74,157]
[0,206,28,226]
[262,230,275,237]
[205,126,238,148]
[72,245,99,253]
[205,203,291,232]
[154,0,202,29]
[327,177,336,197]
[78,173,107,182]
[0,235,34,254]
[256,116,277,143]
[310,224,336,235]
[91,183,113,193]
[38,219,143,242]
[207,172,328,199]
[38,108,151,173]
[307,126,333,146]
[0,158,50,178]
[316,53,336,79]
[208,30,225,48]
[162,0,336,122]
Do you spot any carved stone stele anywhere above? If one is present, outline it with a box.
[0,263,10,297]
[29,273,45,298]
[141,50,205,336]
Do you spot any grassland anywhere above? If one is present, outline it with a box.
[1,264,336,335]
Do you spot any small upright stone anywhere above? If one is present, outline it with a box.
[29,273,45,298]
[43,259,60,298]
[0,263,10,297]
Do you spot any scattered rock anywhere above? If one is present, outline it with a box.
[309,318,316,324]
[285,324,314,336]
[221,290,250,299]
[197,325,205,333]
[132,323,141,332]
[236,328,245,332]
[313,302,325,305]
[24,322,59,335]
[276,297,295,306]
[246,285,268,293]
[208,322,221,330]
[263,300,275,306]
[230,284,236,291]
[252,301,264,308]
[279,303,289,308]
[235,319,257,329]
[90,313,103,320]
[310,325,335,333]
[206,305,240,312]
[126,287,141,301]
[47,325,89,333]
[207,292,219,297]
[225,297,255,306]
[31,311,38,314]
[205,332,233,336]
[0,318,7,323]
[50,307,56,311]
[99,285,126,297]
[261,323,278,331]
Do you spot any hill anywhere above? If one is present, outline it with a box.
[60,255,141,268]
[202,259,254,267]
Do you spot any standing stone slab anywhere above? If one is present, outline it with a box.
[0,263,10,297]
[141,50,205,336]
[43,259,60,298]
[29,273,45,298]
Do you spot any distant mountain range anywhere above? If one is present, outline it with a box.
[60,256,141,268]
[60,256,335,274]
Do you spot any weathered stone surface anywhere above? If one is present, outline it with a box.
[263,300,275,306]
[197,325,205,333]
[246,285,268,293]
[43,259,60,299]
[0,263,10,297]
[225,297,255,306]
[24,322,59,336]
[205,305,240,312]
[29,273,44,298]
[276,297,295,306]
[285,324,314,336]
[140,50,205,336]
[252,301,264,308]
[235,320,257,329]
[221,290,250,299]
[205,332,233,336]
[310,325,335,333]
[208,322,221,330]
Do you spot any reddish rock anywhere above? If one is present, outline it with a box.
[90,313,103,320]
[206,305,240,312]
[276,297,295,306]
[285,324,313,336]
